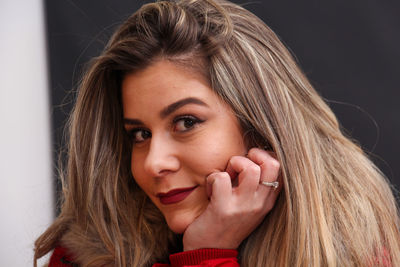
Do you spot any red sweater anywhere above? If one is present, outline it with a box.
[48,245,392,266]
[49,246,239,267]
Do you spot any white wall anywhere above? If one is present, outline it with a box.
[0,0,54,266]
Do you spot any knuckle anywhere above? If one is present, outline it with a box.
[249,164,261,175]
[221,172,231,180]
[213,172,231,184]
[247,147,259,158]
[230,155,241,163]
[209,171,228,179]
[207,171,229,185]
[269,158,280,171]
[207,172,218,180]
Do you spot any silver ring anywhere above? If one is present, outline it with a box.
[260,181,279,190]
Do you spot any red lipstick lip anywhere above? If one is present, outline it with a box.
[156,185,198,205]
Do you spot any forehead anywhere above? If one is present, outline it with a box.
[121,60,220,112]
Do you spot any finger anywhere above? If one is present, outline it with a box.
[246,149,282,214]
[260,176,283,213]
[225,156,260,195]
[206,172,233,205]
[247,148,280,189]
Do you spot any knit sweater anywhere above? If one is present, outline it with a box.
[47,245,393,266]
[48,246,239,267]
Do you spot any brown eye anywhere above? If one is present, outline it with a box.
[130,129,151,143]
[173,116,202,132]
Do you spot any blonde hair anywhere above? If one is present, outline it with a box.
[34,0,400,266]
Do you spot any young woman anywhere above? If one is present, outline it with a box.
[34,0,400,266]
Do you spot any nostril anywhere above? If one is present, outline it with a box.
[157,169,173,177]
[142,138,180,175]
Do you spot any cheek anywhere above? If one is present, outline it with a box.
[186,133,246,174]
[130,152,146,188]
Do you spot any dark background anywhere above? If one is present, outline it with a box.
[44,0,400,205]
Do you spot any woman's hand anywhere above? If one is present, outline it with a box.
[182,148,281,251]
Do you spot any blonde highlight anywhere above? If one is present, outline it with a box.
[35,0,400,266]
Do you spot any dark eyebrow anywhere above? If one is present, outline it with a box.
[160,97,208,118]
[123,118,143,126]
[123,97,208,126]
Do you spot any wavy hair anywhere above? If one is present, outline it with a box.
[35,0,400,266]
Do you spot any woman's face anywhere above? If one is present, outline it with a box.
[122,60,247,233]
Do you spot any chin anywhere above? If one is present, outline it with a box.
[161,190,209,233]
[165,215,193,234]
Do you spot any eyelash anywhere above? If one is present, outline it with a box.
[172,115,204,132]
[127,115,204,144]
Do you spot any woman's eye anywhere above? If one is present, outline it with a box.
[130,129,151,143]
[173,116,203,132]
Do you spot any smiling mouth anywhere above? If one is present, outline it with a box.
[156,185,198,205]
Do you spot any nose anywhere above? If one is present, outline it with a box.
[143,133,180,177]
